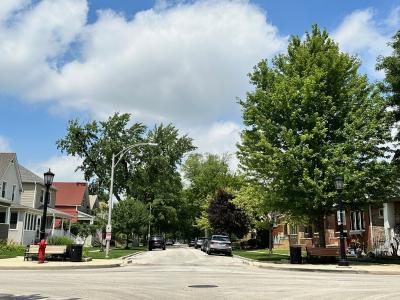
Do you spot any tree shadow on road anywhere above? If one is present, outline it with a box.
[0,294,80,300]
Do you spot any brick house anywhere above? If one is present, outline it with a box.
[53,182,94,225]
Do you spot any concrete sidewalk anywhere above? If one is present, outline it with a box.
[0,256,122,270]
[235,255,400,275]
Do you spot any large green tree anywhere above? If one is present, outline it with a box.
[377,31,400,165]
[58,113,195,236]
[112,198,149,248]
[181,153,242,236]
[238,25,393,245]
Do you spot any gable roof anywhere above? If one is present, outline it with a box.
[89,195,98,210]
[0,153,23,191]
[19,165,44,184]
[0,153,17,180]
[53,182,87,206]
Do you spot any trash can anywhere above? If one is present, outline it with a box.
[69,244,83,262]
[289,245,302,264]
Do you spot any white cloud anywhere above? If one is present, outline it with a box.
[0,136,11,152]
[0,0,286,125]
[188,121,241,169]
[332,8,396,78]
[28,155,85,182]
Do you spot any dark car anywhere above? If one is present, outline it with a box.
[149,235,166,251]
[206,235,232,256]
[201,238,209,252]
[195,237,206,249]
[188,240,195,247]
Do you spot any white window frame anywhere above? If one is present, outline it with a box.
[350,211,364,231]
[378,208,384,219]
[1,181,7,198]
[40,189,45,203]
[11,185,16,201]
[9,212,18,230]
[337,210,346,226]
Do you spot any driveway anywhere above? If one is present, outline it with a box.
[1,247,400,299]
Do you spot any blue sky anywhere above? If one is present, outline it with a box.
[0,0,398,180]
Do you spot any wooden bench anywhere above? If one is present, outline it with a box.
[24,245,68,261]
[306,247,339,262]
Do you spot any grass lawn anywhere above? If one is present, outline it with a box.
[86,246,145,259]
[233,249,291,262]
[0,248,25,259]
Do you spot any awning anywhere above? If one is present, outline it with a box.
[0,197,11,207]
[77,210,94,221]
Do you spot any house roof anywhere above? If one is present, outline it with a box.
[0,153,23,191]
[0,153,17,180]
[53,182,87,206]
[89,195,98,210]
[19,165,43,183]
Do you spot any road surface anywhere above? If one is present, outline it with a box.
[1,246,400,299]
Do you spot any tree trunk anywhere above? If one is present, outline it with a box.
[125,234,129,249]
[316,216,326,247]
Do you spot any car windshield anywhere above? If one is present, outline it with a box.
[151,236,164,240]
[212,236,230,241]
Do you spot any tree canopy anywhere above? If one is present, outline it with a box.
[207,189,249,239]
[238,25,393,243]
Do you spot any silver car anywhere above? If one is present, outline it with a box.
[206,235,232,256]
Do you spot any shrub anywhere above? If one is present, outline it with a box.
[47,236,74,246]
[0,241,25,256]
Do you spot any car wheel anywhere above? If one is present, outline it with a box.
[148,247,152,251]
[163,247,166,250]
[226,252,232,257]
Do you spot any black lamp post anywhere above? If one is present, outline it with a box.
[39,169,54,241]
[334,175,349,266]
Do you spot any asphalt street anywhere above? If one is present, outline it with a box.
[1,247,400,299]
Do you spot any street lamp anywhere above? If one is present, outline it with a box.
[40,169,54,240]
[334,175,349,266]
[105,142,158,258]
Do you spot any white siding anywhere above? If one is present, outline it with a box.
[0,162,21,204]
[21,183,35,207]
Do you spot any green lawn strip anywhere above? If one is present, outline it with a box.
[234,249,290,262]
[348,256,400,265]
[0,249,25,259]
[87,246,145,259]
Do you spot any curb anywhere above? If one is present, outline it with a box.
[234,255,400,275]
[0,263,122,271]
[121,251,146,265]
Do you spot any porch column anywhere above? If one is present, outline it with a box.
[52,213,56,236]
[383,202,395,248]
[5,207,10,224]
[68,220,71,235]
[61,218,64,231]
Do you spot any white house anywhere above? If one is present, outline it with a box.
[0,153,73,245]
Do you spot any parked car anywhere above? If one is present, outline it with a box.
[166,239,174,246]
[188,240,195,247]
[201,238,209,252]
[206,235,232,256]
[195,237,206,249]
[148,235,166,251]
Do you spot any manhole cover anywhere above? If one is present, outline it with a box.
[188,285,218,288]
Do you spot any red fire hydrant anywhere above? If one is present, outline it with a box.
[38,239,47,264]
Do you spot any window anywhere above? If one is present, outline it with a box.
[40,190,44,203]
[11,185,16,201]
[289,225,297,235]
[24,213,28,230]
[1,182,6,198]
[350,211,364,231]
[0,212,5,223]
[30,214,34,230]
[378,208,384,219]
[337,210,346,226]
[9,212,18,229]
